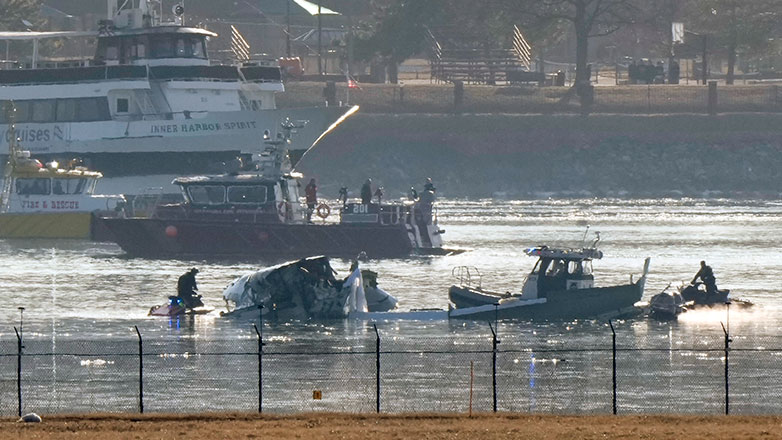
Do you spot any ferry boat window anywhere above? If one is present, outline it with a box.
[56,99,77,122]
[116,98,129,113]
[188,185,225,205]
[136,42,146,58]
[227,186,267,204]
[16,178,50,195]
[568,261,584,275]
[77,98,111,122]
[13,101,31,123]
[176,39,186,57]
[32,100,56,123]
[191,39,205,58]
[0,101,10,123]
[151,37,174,58]
[105,44,119,61]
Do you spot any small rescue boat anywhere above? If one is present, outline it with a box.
[148,296,213,316]
[448,234,650,321]
[0,115,124,239]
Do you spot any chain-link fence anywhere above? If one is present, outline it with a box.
[280,82,782,115]
[4,321,782,416]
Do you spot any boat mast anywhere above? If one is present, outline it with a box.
[1,103,19,213]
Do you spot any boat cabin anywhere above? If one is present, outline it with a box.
[155,172,304,223]
[1,152,120,214]
[519,246,602,300]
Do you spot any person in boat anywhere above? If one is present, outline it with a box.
[361,179,373,204]
[374,186,384,205]
[424,177,436,193]
[418,185,435,224]
[691,260,718,295]
[305,178,318,223]
[338,186,349,207]
[409,186,418,201]
[177,268,203,309]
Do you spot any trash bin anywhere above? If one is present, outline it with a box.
[555,70,565,86]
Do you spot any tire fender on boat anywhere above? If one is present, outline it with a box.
[316,203,331,219]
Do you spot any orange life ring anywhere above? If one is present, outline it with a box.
[316,203,331,219]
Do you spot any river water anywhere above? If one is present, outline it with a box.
[1,198,782,414]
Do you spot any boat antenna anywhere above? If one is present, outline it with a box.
[581,225,590,248]
[591,231,601,248]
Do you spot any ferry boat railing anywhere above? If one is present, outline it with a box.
[0,64,281,86]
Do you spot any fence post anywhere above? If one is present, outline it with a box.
[373,323,380,413]
[609,320,617,415]
[253,304,264,414]
[722,317,731,415]
[135,326,143,414]
[489,321,499,412]
[708,81,718,115]
[14,326,22,417]
[453,80,464,110]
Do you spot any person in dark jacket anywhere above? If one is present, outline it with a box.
[692,261,718,295]
[361,179,373,204]
[177,268,203,308]
[304,178,317,222]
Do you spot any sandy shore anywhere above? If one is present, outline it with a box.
[4,413,782,439]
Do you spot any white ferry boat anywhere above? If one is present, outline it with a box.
[0,0,356,195]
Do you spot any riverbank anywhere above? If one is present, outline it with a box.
[5,413,781,439]
[297,113,782,199]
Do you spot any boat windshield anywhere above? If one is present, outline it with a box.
[187,185,225,205]
[16,178,50,195]
[568,260,592,275]
[52,178,87,195]
[227,185,267,205]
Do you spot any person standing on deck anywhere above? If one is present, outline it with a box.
[305,178,317,223]
[361,179,373,204]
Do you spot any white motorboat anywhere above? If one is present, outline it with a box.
[449,233,650,320]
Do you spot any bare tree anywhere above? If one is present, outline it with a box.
[510,0,642,85]
[684,0,782,84]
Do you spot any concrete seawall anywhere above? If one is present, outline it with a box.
[296,113,782,199]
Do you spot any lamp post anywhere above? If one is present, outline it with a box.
[286,0,291,57]
[317,2,322,76]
